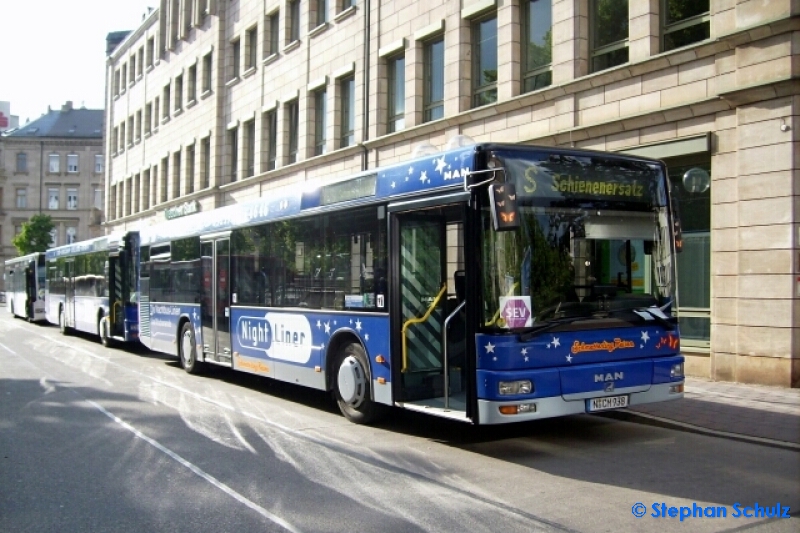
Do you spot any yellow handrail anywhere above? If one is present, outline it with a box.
[401,284,448,373]
[112,300,122,324]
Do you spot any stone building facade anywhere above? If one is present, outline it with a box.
[0,102,105,290]
[104,0,799,387]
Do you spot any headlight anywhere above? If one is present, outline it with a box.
[670,362,684,378]
[498,380,533,395]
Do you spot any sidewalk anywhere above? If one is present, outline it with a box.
[621,377,800,448]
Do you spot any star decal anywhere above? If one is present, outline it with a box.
[364,333,370,341]
[324,321,331,334]
[566,354,573,363]
[420,170,429,184]
[434,156,447,174]
[551,337,561,348]
[641,331,650,343]
[391,181,396,189]
[521,348,528,356]
[485,342,495,353]
[355,319,362,331]
[316,320,322,329]
[408,166,414,175]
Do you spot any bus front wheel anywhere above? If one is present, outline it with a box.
[99,316,115,348]
[333,343,385,425]
[179,322,204,375]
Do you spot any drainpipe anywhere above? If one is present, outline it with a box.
[361,0,370,171]
[39,141,44,214]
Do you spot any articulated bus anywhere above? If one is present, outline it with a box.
[45,232,140,346]
[4,252,47,322]
[136,142,685,424]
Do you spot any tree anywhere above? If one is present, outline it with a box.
[12,214,55,254]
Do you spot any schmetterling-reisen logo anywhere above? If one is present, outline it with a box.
[631,502,792,521]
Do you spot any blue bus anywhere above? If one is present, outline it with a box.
[45,232,140,346]
[4,252,47,322]
[136,143,685,424]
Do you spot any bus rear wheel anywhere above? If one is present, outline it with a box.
[179,322,204,375]
[333,343,385,425]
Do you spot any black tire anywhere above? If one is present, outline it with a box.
[333,343,385,424]
[179,321,204,375]
[99,315,115,348]
[58,307,69,335]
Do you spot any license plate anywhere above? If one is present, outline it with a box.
[587,395,628,412]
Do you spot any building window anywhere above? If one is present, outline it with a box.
[663,0,710,52]
[48,188,59,210]
[161,157,169,203]
[137,46,144,77]
[175,73,183,111]
[472,14,498,108]
[266,10,280,56]
[66,227,77,244]
[264,109,277,170]
[387,54,405,133]
[667,156,712,347]
[50,229,57,247]
[339,76,355,148]
[314,0,328,27]
[201,136,211,188]
[591,0,629,73]
[244,119,256,177]
[154,97,160,127]
[95,154,104,173]
[16,152,27,172]
[229,126,239,181]
[188,63,197,103]
[16,188,27,208]
[143,169,151,211]
[67,154,79,173]
[163,84,171,119]
[67,188,78,210]
[423,37,445,122]
[286,99,299,164]
[203,51,213,92]
[145,103,152,135]
[94,188,103,210]
[186,143,195,194]
[172,150,181,199]
[49,154,60,173]
[289,0,301,43]
[127,116,134,145]
[146,36,155,67]
[340,0,355,11]
[522,0,553,92]
[135,110,143,140]
[231,38,241,79]
[246,26,258,70]
[313,88,327,155]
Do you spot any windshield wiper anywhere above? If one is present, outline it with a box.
[604,306,677,331]
[517,316,591,341]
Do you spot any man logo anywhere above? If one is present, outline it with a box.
[594,372,624,382]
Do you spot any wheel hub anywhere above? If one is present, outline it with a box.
[337,355,366,405]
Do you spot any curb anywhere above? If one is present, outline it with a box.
[598,409,800,452]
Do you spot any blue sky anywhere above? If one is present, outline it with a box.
[1,0,154,124]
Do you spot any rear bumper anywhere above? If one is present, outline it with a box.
[477,381,684,425]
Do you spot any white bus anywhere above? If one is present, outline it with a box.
[4,252,47,322]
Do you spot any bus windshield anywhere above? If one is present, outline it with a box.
[481,150,676,331]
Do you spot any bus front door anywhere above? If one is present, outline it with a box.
[200,238,232,365]
[393,204,467,416]
[64,259,76,328]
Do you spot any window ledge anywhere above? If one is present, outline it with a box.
[262,53,279,66]
[186,99,197,108]
[200,89,213,100]
[226,76,241,88]
[309,23,329,38]
[283,40,301,53]
[146,65,155,73]
[144,131,152,139]
[161,116,170,125]
[174,108,183,116]
[242,66,256,79]
[335,6,357,22]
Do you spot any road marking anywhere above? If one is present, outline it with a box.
[85,398,304,533]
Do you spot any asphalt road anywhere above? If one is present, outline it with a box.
[1,313,798,533]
